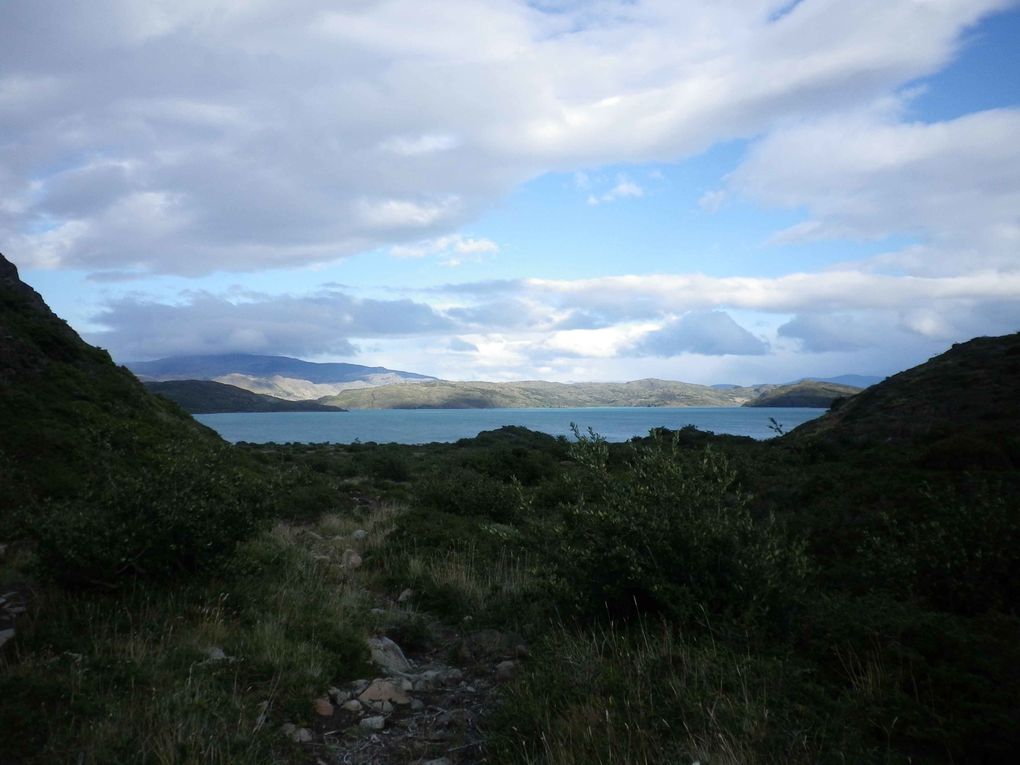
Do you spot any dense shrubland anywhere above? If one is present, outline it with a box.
[3,421,1018,762]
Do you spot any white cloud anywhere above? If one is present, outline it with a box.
[587,176,645,205]
[698,189,727,213]
[2,0,1012,275]
[390,234,499,265]
[732,107,1020,274]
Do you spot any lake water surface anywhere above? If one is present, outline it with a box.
[195,407,825,445]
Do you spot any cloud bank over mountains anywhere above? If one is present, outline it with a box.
[3,0,1018,381]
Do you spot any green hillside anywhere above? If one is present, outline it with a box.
[144,379,345,413]
[743,380,861,408]
[0,253,271,581]
[789,333,1020,460]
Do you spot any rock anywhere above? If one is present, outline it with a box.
[205,646,228,661]
[495,660,516,681]
[397,588,414,603]
[358,678,410,705]
[352,529,368,540]
[341,549,363,569]
[515,643,531,659]
[443,668,463,684]
[399,678,414,692]
[341,699,363,713]
[313,697,334,716]
[360,715,385,731]
[280,723,313,743]
[381,700,393,713]
[0,628,15,649]
[367,637,412,674]
[410,698,425,711]
[328,687,348,704]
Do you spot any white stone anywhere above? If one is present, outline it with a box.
[367,636,412,674]
[360,715,385,731]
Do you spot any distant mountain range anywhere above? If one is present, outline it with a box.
[124,353,875,412]
[126,354,435,400]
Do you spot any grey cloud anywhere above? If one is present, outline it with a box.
[89,288,455,360]
[447,299,549,330]
[2,0,1009,275]
[634,311,769,357]
[778,314,871,352]
[448,338,478,352]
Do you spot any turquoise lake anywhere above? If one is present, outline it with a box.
[195,406,825,445]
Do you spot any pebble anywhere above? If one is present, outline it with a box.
[410,698,425,711]
[358,678,410,705]
[341,549,363,569]
[352,529,368,540]
[341,699,363,713]
[280,723,314,743]
[496,660,516,681]
[397,588,414,603]
[313,697,334,716]
[360,715,385,731]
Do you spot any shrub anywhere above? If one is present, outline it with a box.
[856,481,1020,614]
[20,442,273,586]
[413,469,523,523]
[546,428,809,625]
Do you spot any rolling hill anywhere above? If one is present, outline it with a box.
[787,332,1020,455]
[318,378,771,409]
[743,380,861,408]
[143,379,345,414]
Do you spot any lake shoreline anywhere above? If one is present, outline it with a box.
[196,405,826,445]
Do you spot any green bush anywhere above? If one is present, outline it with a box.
[20,443,273,586]
[414,468,523,523]
[856,481,1020,614]
[546,429,809,624]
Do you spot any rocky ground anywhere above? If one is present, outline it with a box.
[268,522,527,765]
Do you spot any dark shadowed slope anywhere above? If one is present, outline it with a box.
[743,380,861,408]
[787,332,1020,451]
[144,379,345,413]
[0,253,226,513]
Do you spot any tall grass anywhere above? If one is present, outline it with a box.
[0,522,375,765]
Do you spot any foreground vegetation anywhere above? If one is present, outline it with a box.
[4,420,1017,763]
[3,256,1018,763]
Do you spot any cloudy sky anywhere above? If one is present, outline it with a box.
[4,0,1019,384]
